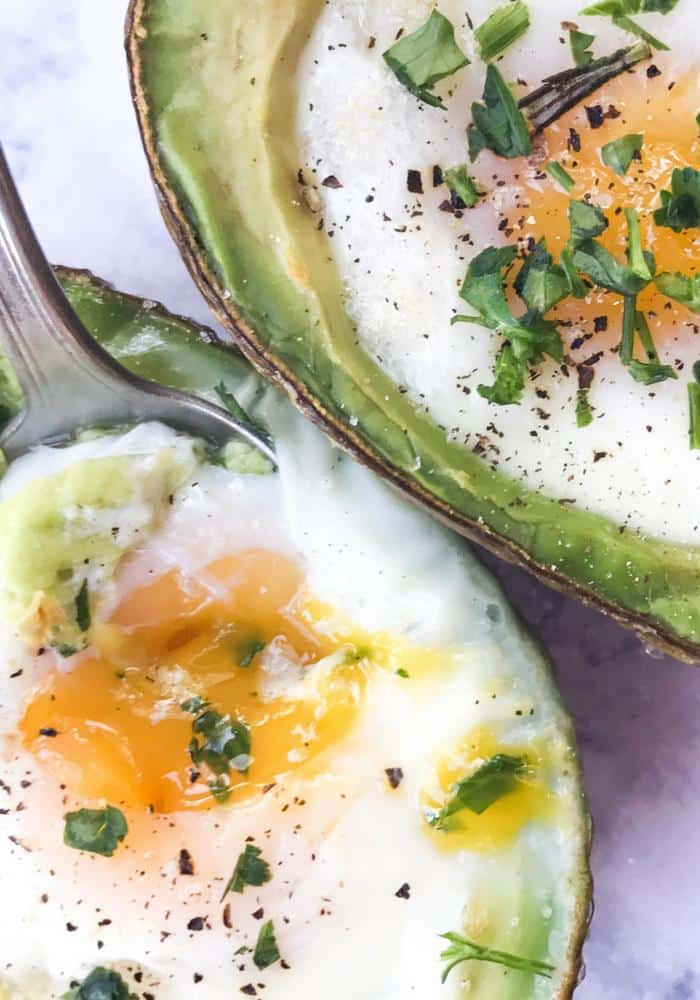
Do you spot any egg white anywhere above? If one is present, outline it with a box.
[298,0,699,544]
[0,415,582,998]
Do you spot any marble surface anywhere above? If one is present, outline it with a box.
[2,3,700,997]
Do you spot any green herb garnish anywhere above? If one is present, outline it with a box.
[454,245,563,405]
[75,579,91,633]
[514,239,570,314]
[572,206,655,295]
[629,360,677,384]
[601,133,643,175]
[444,165,482,207]
[518,42,650,131]
[236,636,266,668]
[396,667,410,678]
[656,271,700,313]
[654,166,700,232]
[624,309,676,382]
[64,967,130,1000]
[64,805,128,857]
[182,698,251,791]
[440,931,554,984]
[690,365,700,450]
[468,64,532,161]
[568,199,609,242]
[546,161,575,192]
[431,753,527,827]
[569,28,595,65]
[383,10,469,108]
[253,919,282,970]
[221,843,272,900]
[576,388,594,427]
[474,1,530,62]
[580,1,679,51]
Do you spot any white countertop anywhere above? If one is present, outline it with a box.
[2,3,700,997]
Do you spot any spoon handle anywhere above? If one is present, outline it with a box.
[0,144,136,451]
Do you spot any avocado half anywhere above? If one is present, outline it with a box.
[124,0,700,663]
[47,265,592,998]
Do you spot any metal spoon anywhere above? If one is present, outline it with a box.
[0,145,275,464]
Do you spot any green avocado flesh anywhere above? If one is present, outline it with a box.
[0,268,591,999]
[129,0,700,659]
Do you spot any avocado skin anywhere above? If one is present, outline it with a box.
[123,0,700,664]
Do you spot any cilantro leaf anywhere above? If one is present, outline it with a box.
[253,919,282,970]
[474,1,530,62]
[576,388,594,427]
[75,579,91,633]
[514,239,570,314]
[580,0,677,49]
[443,165,482,208]
[383,11,469,108]
[468,64,532,161]
[628,360,677,384]
[568,199,609,243]
[601,133,643,175]
[569,28,595,65]
[573,237,655,295]
[431,753,527,827]
[440,932,554,984]
[66,967,130,1000]
[221,843,272,900]
[64,806,128,857]
[457,245,563,405]
[654,167,700,232]
[189,708,251,776]
[214,381,271,446]
[690,378,700,450]
[235,635,266,667]
[656,271,700,313]
[546,161,575,192]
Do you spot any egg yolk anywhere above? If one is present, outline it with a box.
[492,68,700,350]
[21,549,366,813]
[421,728,554,853]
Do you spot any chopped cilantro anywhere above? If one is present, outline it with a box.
[431,753,527,827]
[656,271,700,313]
[221,843,272,900]
[569,28,595,65]
[572,206,655,295]
[576,388,594,427]
[580,1,678,50]
[235,636,266,668]
[546,161,575,192]
[75,579,91,633]
[182,698,251,796]
[253,919,282,970]
[383,11,469,108]
[654,167,700,232]
[64,805,128,857]
[568,199,608,242]
[474,1,530,62]
[629,360,677,384]
[690,375,700,450]
[443,165,482,207]
[468,64,532,161]
[440,931,554,984]
[600,133,643,175]
[514,239,570,313]
[455,245,563,405]
[396,667,410,678]
[66,967,130,1000]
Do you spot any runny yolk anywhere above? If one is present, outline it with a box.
[21,549,365,813]
[421,728,554,853]
[490,68,700,350]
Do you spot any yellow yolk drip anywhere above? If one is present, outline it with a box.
[494,68,700,349]
[21,550,366,813]
[421,728,554,853]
